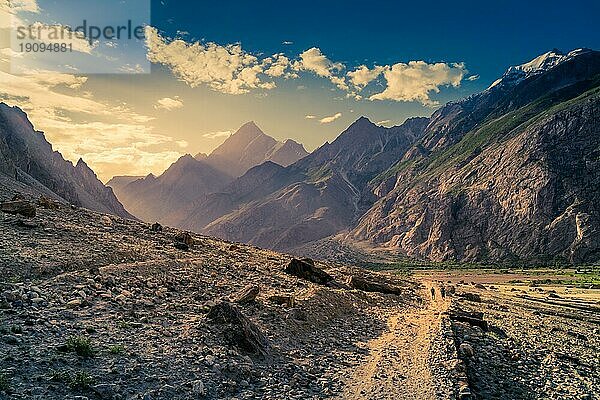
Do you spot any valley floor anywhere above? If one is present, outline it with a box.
[1,203,599,399]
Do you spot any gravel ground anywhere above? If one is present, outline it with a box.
[1,204,440,400]
[451,285,600,400]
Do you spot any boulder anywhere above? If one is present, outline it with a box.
[347,276,402,295]
[207,301,271,356]
[37,195,60,209]
[1,200,36,217]
[174,242,189,251]
[450,309,489,331]
[458,292,482,303]
[233,285,260,305]
[459,342,474,357]
[268,295,295,307]
[284,258,333,285]
[175,231,194,246]
[151,222,163,232]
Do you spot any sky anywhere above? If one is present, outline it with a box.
[1,0,599,181]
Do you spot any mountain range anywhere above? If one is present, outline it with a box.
[144,47,600,265]
[195,121,309,177]
[3,48,599,265]
[107,122,309,226]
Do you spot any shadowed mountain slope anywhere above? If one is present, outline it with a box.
[0,103,133,219]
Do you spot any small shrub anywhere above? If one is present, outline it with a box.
[66,336,95,358]
[69,371,95,389]
[10,325,22,334]
[117,321,130,330]
[108,344,124,355]
[49,369,70,383]
[49,369,95,389]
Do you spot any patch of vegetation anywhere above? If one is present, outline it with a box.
[66,336,95,358]
[69,371,95,389]
[49,369,95,389]
[530,272,600,288]
[116,321,130,330]
[10,325,22,334]
[108,344,125,355]
[370,159,417,187]
[0,372,9,392]
[49,369,71,383]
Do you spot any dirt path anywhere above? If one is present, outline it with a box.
[341,282,449,400]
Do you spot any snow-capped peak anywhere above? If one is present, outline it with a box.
[488,48,589,90]
[510,49,565,74]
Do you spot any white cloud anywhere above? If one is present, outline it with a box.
[202,130,231,139]
[263,54,295,78]
[293,47,348,90]
[305,115,316,119]
[282,41,293,45]
[467,74,480,81]
[295,47,337,77]
[376,119,391,125]
[143,27,471,104]
[146,26,280,95]
[347,65,386,88]
[118,64,146,73]
[0,48,23,60]
[319,112,342,124]
[369,61,467,105]
[154,96,184,111]
[0,0,38,28]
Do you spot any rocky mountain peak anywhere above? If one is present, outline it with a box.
[230,121,264,140]
[351,116,375,128]
[75,157,91,171]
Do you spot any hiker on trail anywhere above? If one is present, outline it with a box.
[440,286,446,299]
[431,287,436,299]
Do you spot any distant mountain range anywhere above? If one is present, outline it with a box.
[3,48,600,265]
[107,122,309,226]
[0,103,133,219]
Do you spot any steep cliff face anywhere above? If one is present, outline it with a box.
[351,53,600,264]
[0,103,134,218]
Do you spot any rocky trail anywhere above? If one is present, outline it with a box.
[342,283,450,400]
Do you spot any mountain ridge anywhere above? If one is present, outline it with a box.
[347,48,600,264]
